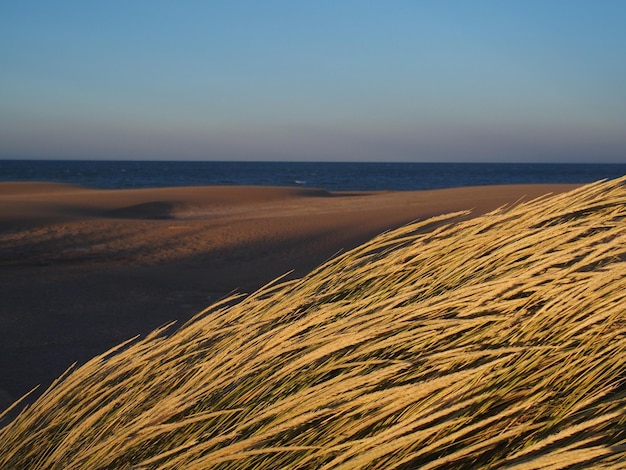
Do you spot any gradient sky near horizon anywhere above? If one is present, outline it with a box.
[1,1,625,162]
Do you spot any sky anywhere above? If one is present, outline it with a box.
[1,1,625,163]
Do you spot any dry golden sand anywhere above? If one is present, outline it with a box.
[0,182,578,411]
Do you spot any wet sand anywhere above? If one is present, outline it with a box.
[0,182,579,411]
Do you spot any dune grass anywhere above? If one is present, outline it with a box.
[1,178,625,469]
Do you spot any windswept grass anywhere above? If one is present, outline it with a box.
[1,178,626,469]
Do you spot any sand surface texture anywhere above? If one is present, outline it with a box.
[0,182,578,411]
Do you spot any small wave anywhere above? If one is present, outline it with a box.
[294,180,306,185]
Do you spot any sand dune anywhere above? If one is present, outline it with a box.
[0,182,579,411]
[1,178,624,468]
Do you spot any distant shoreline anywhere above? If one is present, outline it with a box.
[2,160,623,191]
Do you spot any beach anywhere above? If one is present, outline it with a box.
[0,182,579,411]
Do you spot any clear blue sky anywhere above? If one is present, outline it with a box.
[1,1,625,162]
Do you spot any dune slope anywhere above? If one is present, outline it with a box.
[1,178,626,469]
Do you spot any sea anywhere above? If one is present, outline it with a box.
[1,160,626,192]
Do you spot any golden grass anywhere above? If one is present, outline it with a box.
[1,178,626,469]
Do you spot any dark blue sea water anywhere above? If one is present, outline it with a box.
[1,160,626,191]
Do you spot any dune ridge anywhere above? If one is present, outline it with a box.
[1,177,625,468]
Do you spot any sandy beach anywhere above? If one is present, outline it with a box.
[0,182,579,411]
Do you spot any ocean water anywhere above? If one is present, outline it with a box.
[1,160,626,192]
